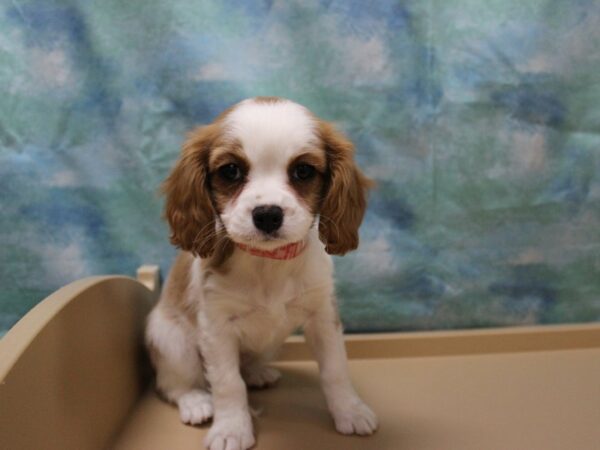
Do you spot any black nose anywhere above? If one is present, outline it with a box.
[252,205,283,234]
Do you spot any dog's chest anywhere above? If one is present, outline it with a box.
[230,276,309,353]
[206,266,323,355]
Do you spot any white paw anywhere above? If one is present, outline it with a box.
[243,365,281,389]
[332,399,378,436]
[205,412,255,450]
[178,390,213,425]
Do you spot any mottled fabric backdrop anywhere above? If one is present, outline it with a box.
[1,0,599,333]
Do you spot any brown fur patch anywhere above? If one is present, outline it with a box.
[162,252,198,324]
[287,151,327,214]
[290,150,327,172]
[208,140,247,169]
[208,140,251,213]
[252,96,284,104]
[162,124,224,257]
[160,248,234,330]
[315,120,374,255]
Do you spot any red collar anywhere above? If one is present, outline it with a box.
[236,240,306,260]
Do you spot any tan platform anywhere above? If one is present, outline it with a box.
[1,267,599,450]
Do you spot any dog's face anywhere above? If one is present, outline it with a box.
[211,99,326,250]
[163,97,371,258]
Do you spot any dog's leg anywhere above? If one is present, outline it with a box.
[146,308,213,425]
[241,361,282,389]
[201,326,255,450]
[303,300,378,435]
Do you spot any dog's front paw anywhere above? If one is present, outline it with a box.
[205,412,255,450]
[331,399,378,436]
[242,365,281,389]
[178,390,213,425]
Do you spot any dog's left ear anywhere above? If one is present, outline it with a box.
[317,120,373,255]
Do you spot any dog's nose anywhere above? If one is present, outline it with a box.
[252,205,283,234]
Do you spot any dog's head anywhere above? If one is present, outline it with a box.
[163,97,372,259]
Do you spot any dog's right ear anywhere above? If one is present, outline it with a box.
[162,124,219,258]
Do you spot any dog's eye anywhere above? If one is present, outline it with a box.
[218,163,242,181]
[292,163,316,181]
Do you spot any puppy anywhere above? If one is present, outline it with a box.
[145,97,377,450]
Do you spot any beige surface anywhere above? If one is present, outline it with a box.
[1,272,599,450]
[114,348,600,450]
[280,322,600,360]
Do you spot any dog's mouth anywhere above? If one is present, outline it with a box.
[222,225,290,251]
[218,214,312,252]
[258,230,282,241]
[236,232,290,251]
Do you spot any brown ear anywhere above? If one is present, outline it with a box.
[318,121,373,255]
[162,125,219,258]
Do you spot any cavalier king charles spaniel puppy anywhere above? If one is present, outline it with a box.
[145,97,377,450]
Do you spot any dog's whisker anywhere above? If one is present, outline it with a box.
[192,222,217,245]
[317,214,342,238]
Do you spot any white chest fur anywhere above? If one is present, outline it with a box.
[198,236,334,357]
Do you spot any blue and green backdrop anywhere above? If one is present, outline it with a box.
[1,0,599,333]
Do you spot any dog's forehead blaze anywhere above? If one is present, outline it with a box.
[223,99,317,160]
